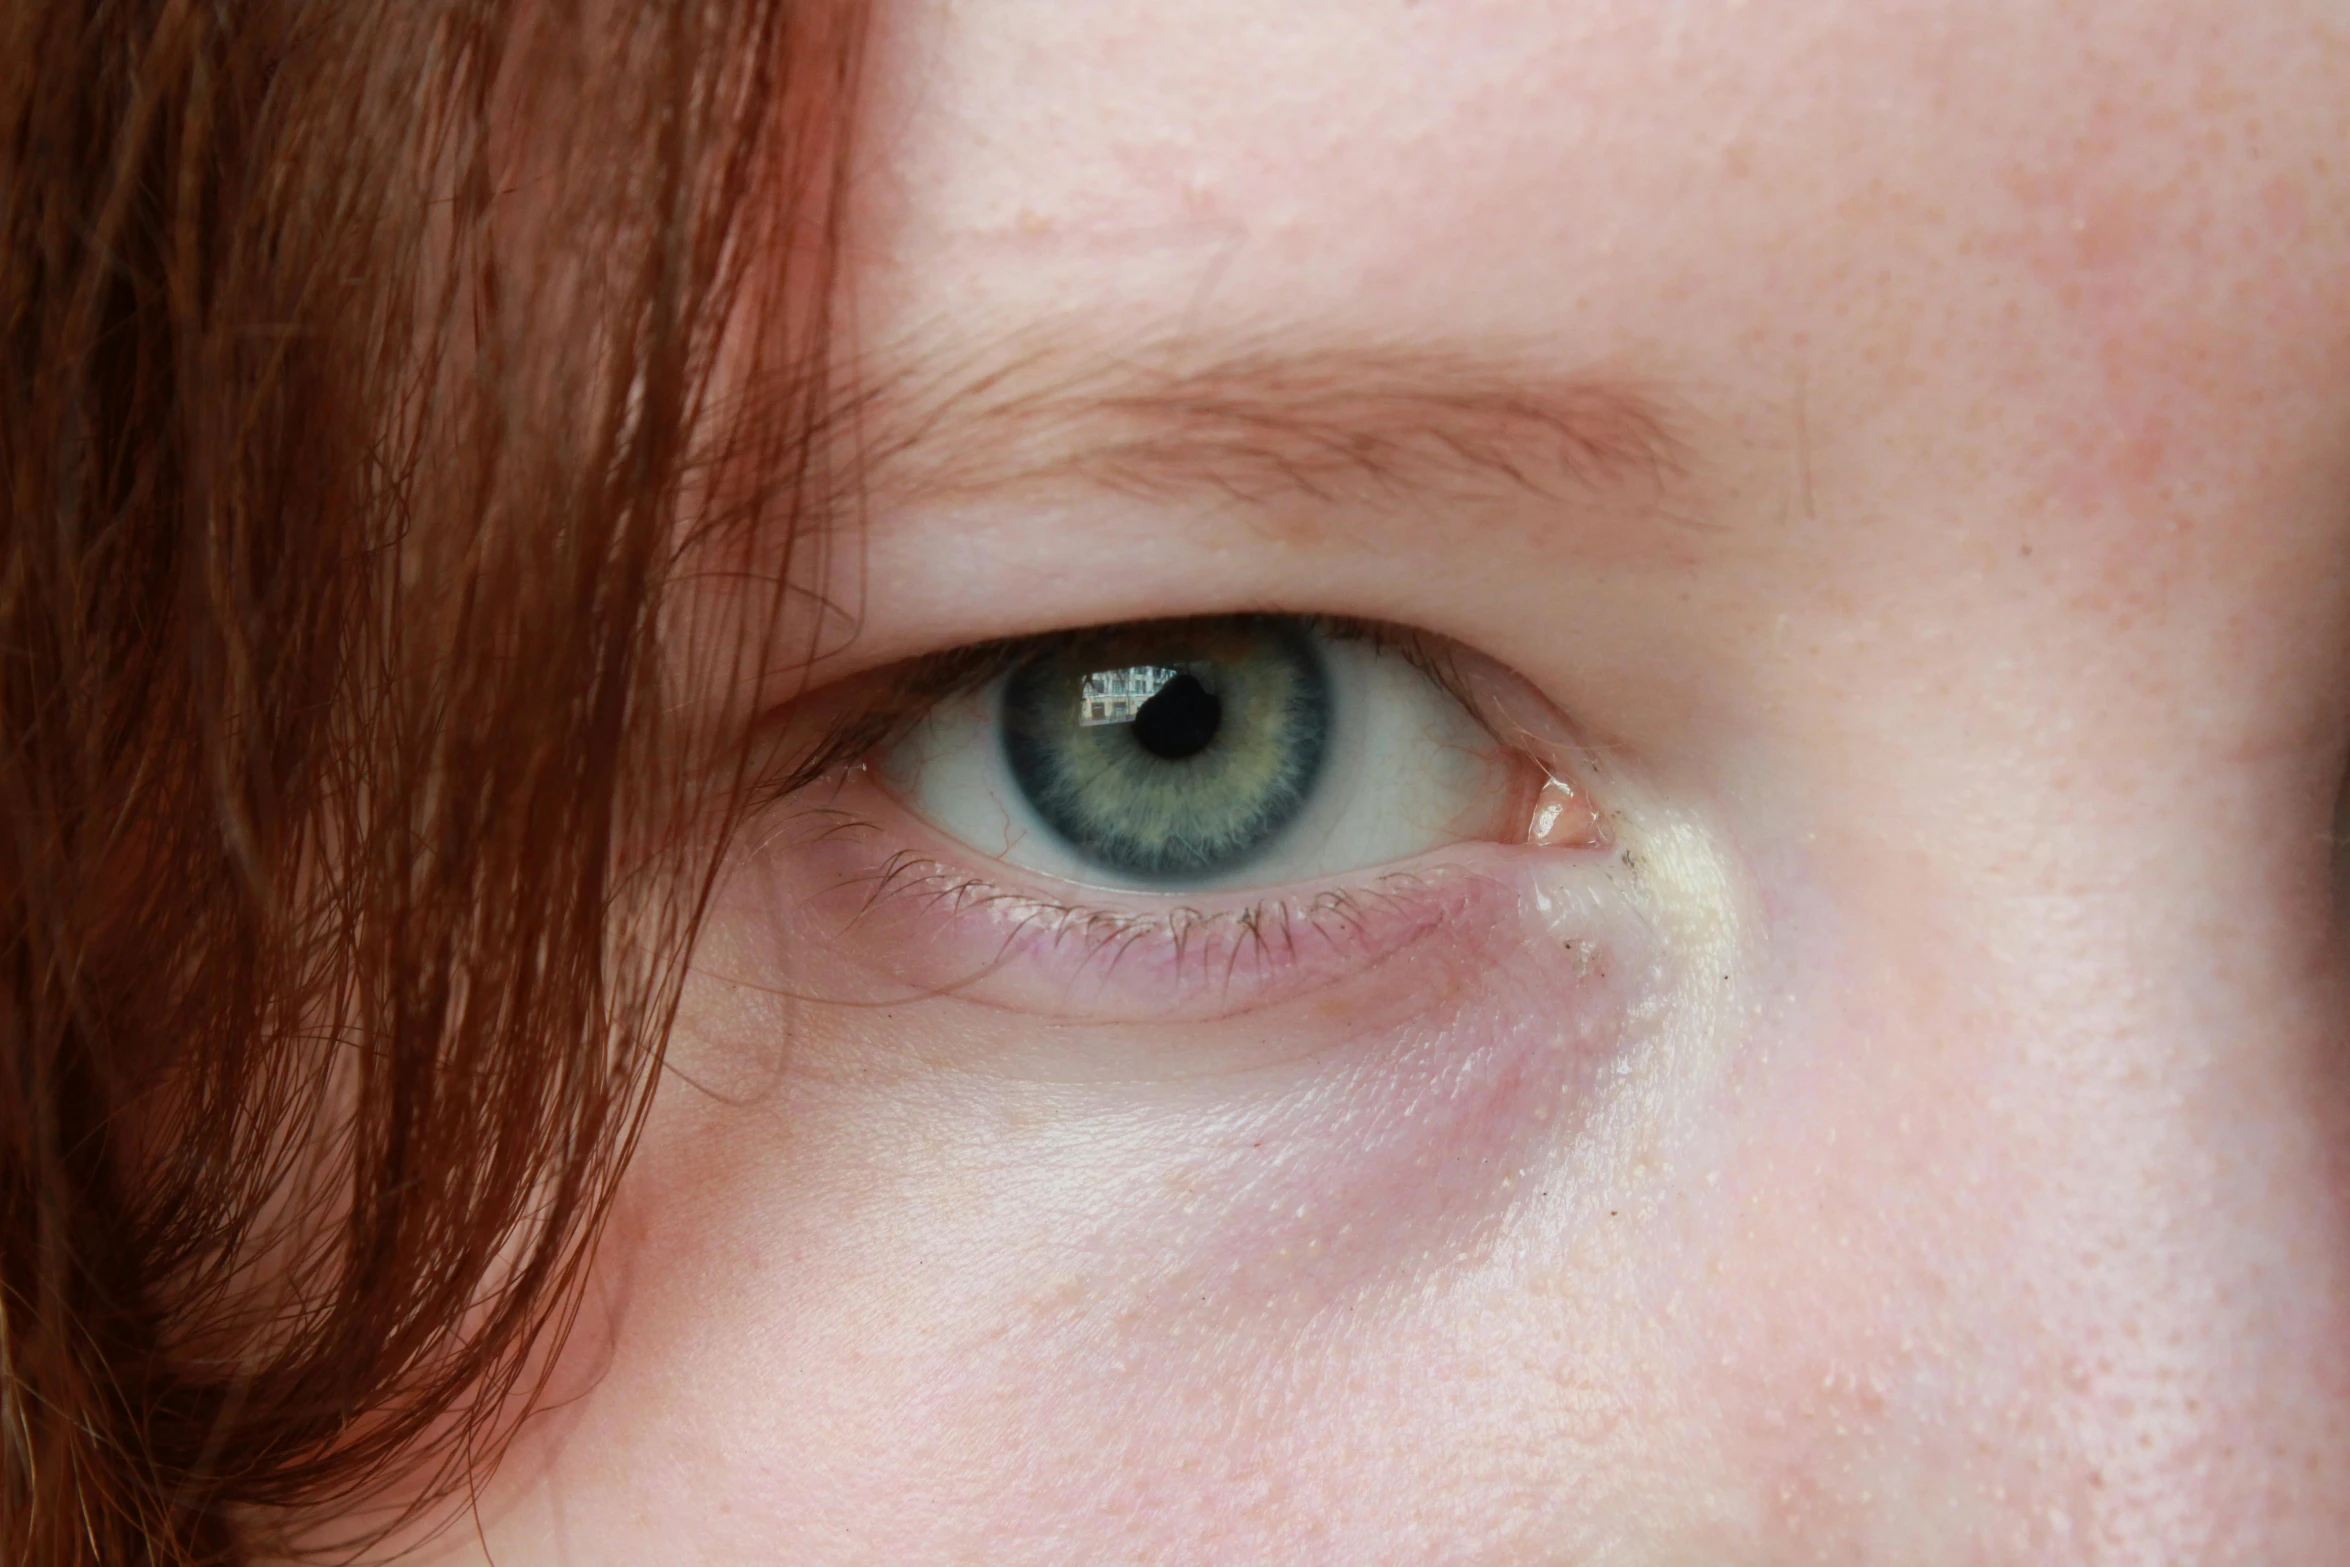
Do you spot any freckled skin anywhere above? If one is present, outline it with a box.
[386,3,2350,1564]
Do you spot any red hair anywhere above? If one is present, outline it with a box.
[0,3,864,1559]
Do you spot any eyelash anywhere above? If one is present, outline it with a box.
[846,838,1455,980]
[766,796,1508,1018]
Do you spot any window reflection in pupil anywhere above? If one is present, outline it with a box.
[1078,664,1178,725]
[1133,673,1220,760]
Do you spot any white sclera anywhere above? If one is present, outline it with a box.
[875,631,1514,896]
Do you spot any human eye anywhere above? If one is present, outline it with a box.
[734,614,1620,1027]
[880,615,1594,893]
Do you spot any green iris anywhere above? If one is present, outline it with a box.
[1000,618,1331,884]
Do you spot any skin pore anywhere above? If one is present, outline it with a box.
[389,1,2350,1562]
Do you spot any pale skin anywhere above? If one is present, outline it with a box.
[399,1,2350,1562]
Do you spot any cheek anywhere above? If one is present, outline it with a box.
[477,862,1727,1561]
[1665,860,2350,1565]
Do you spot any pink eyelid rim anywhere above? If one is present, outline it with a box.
[1443,646,1611,851]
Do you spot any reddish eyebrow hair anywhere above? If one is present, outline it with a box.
[850,338,1687,513]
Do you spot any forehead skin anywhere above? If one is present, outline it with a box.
[407,4,2350,1564]
[857,0,2350,662]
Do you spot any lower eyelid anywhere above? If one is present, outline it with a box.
[737,771,1615,1031]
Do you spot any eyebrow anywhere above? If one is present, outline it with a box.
[852,337,1686,515]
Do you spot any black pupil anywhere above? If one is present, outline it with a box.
[1132,671,1220,760]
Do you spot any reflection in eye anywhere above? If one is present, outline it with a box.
[876,615,1577,895]
[1075,665,1180,726]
